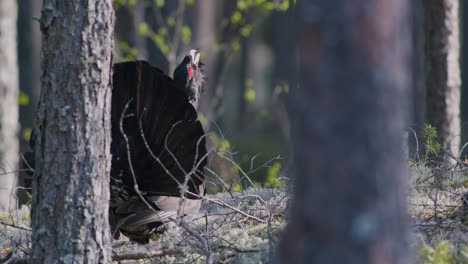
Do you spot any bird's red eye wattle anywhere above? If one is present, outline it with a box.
[187,65,193,80]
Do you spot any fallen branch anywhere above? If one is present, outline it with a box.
[112,249,182,261]
[0,221,31,231]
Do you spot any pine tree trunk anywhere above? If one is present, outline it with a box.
[424,0,461,160]
[18,0,42,150]
[462,1,468,153]
[276,1,410,263]
[0,0,19,212]
[30,1,114,263]
[17,0,42,203]
[194,0,216,116]
[409,0,426,158]
[114,0,147,60]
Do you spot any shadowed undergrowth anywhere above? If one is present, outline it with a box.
[0,188,288,263]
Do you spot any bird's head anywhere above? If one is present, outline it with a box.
[173,49,206,108]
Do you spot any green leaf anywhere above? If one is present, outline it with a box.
[112,0,125,9]
[230,11,243,24]
[237,0,247,10]
[154,0,164,7]
[186,0,195,6]
[255,0,266,6]
[18,91,30,106]
[181,26,192,45]
[231,40,241,51]
[124,48,138,61]
[240,24,252,37]
[167,17,175,27]
[128,0,137,7]
[263,2,274,10]
[244,79,255,102]
[422,124,441,156]
[219,139,231,153]
[279,0,289,11]
[137,23,150,35]
[232,184,242,192]
[198,112,208,127]
[22,128,32,142]
[266,162,282,186]
[419,240,453,264]
[151,35,169,55]
[157,27,167,36]
[244,89,256,102]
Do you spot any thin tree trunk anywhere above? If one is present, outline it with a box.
[18,0,42,151]
[409,0,426,158]
[276,1,410,263]
[194,0,216,116]
[132,0,148,59]
[271,8,295,145]
[17,0,42,204]
[115,0,147,60]
[460,0,468,157]
[424,0,461,160]
[0,0,19,212]
[238,37,249,128]
[30,1,113,262]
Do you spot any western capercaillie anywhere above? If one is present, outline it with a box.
[24,50,207,244]
[110,51,207,243]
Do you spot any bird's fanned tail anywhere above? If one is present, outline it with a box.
[110,60,207,243]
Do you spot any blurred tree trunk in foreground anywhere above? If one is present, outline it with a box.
[424,0,461,161]
[276,0,410,263]
[0,0,19,212]
[30,1,113,262]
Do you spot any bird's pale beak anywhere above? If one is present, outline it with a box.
[189,49,200,66]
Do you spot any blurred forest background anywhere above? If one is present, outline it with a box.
[7,0,468,196]
[9,0,468,198]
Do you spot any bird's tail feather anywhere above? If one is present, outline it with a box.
[111,61,207,200]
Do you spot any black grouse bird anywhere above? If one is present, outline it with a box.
[24,50,207,244]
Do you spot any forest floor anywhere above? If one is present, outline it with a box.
[1,161,468,263]
[408,159,468,264]
[0,188,289,263]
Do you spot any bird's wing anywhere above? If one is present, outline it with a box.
[153,195,202,216]
[118,209,178,228]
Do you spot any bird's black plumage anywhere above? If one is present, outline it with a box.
[110,60,206,199]
[110,56,207,243]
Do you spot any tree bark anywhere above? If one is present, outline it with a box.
[424,0,461,160]
[30,1,113,263]
[0,0,19,212]
[276,1,410,263]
